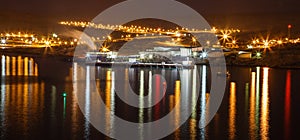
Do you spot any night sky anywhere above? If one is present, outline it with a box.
[1,0,300,15]
[0,0,299,34]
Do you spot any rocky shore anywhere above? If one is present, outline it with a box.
[226,43,300,68]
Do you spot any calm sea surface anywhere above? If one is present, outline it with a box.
[0,55,299,139]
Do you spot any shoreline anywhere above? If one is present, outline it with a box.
[2,47,300,69]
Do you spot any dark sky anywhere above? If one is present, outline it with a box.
[1,0,300,16]
[0,0,299,34]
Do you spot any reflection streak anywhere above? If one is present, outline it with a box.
[255,67,260,137]
[17,56,22,76]
[105,70,112,134]
[12,57,16,76]
[84,66,90,138]
[249,72,256,140]
[229,82,236,140]
[190,66,197,140]
[200,66,207,139]
[174,80,180,139]
[284,70,291,140]
[0,57,5,137]
[1,55,5,76]
[24,57,28,76]
[148,71,152,122]
[260,68,269,140]
[139,70,144,139]
[23,76,29,134]
[6,56,10,76]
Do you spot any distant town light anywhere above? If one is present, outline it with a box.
[223,34,228,39]
[193,52,198,57]
[256,52,262,58]
[45,41,50,46]
[1,39,6,44]
[53,33,58,38]
[206,41,210,46]
[192,37,196,42]
[102,47,109,52]
[175,32,181,37]
[232,40,236,44]
[264,43,269,47]
[149,54,153,59]
[200,51,208,58]
[107,35,112,40]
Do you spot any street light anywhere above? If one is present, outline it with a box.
[1,39,6,44]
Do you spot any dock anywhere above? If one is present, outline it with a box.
[85,61,198,69]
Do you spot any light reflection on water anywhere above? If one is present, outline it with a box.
[1,55,38,77]
[0,56,44,138]
[0,56,298,139]
[249,72,256,140]
[284,70,291,140]
[260,68,270,140]
[229,82,236,140]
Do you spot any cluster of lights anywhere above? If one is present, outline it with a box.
[59,21,240,39]
[60,21,300,51]
[217,30,240,48]
[217,30,300,49]
[248,37,300,49]
[0,32,35,38]
[60,21,243,51]
[0,32,78,47]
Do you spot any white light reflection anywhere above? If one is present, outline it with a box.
[190,65,197,140]
[85,66,91,138]
[29,58,34,76]
[191,66,197,118]
[148,70,152,122]
[72,64,79,139]
[110,70,115,137]
[199,65,207,139]
[200,65,207,126]
[0,56,6,135]
[1,55,5,76]
[181,68,191,116]
[5,56,10,76]
[139,70,144,139]
[255,67,260,136]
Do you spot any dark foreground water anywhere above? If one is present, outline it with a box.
[0,55,300,139]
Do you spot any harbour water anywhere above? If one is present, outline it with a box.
[0,55,299,139]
